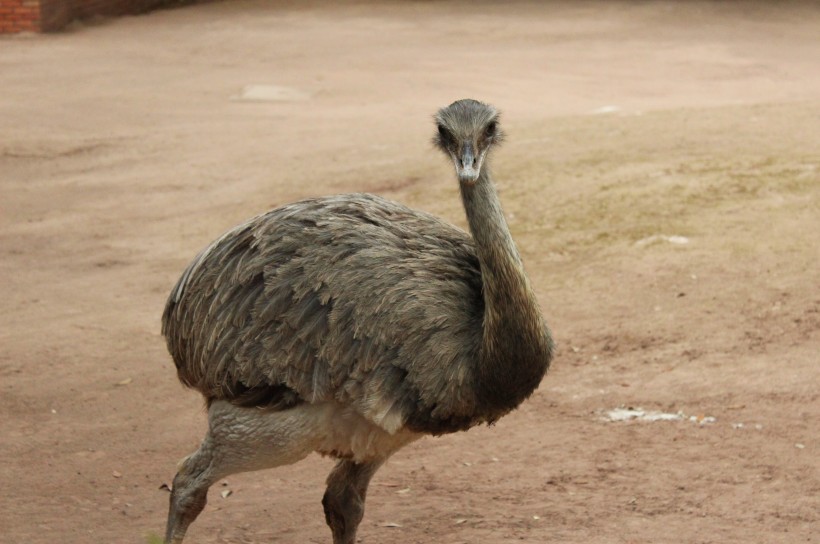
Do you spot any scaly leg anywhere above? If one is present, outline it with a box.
[164,400,317,543]
[164,441,215,544]
[322,459,384,544]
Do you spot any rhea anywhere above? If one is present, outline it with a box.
[161,99,554,544]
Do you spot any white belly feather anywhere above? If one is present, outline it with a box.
[203,400,420,477]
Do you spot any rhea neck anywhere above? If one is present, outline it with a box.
[458,161,552,417]
[459,164,527,317]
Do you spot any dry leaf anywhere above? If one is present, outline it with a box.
[112,470,122,478]
[221,489,232,499]
[115,378,132,386]
[396,488,411,495]
[380,522,402,528]
[455,519,467,525]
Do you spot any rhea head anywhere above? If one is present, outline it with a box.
[434,99,503,185]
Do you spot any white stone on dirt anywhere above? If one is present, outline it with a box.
[232,85,311,102]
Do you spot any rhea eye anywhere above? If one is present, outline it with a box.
[437,124,453,146]
[485,121,497,139]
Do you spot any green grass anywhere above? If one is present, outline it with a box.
[145,533,164,544]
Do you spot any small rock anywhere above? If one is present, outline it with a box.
[635,234,690,247]
[232,85,311,102]
[589,105,621,115]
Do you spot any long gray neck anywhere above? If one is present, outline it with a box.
[460,166,531,330]
[460,164,552,417]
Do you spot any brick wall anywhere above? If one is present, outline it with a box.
[0,0,41,33]
[0,0,183,33]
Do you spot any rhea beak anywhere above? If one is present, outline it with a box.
[453,143,484,185]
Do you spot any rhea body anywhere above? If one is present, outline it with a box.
[161,99,554,544]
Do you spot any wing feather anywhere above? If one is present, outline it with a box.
[162,193,484,432]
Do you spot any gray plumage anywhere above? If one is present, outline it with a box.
[163,194,488,431]
[160,99,553,544]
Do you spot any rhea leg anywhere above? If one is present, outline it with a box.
[164,400,317,544]
[322,459,384,544]
[164,440,216,544]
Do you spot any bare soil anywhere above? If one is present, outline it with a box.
[1,1,818,543]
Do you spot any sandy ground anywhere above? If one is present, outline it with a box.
[1,1,819,543]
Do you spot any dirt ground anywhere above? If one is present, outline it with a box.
[1,1,818,542]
